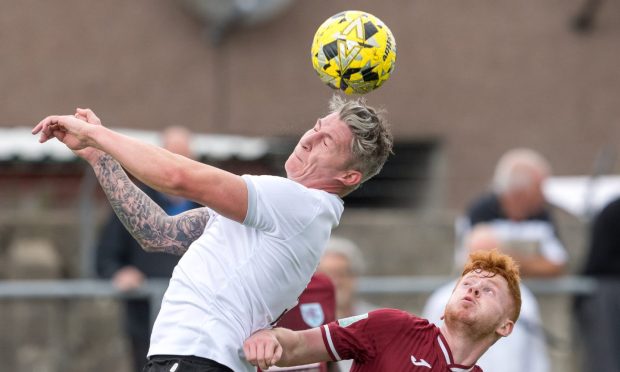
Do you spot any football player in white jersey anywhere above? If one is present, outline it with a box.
[33,96,392,372]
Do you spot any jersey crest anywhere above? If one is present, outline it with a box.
[300,303,325,328]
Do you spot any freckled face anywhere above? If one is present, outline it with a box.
[444,270,513,334]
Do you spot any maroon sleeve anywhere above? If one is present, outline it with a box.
[320,308,411,363]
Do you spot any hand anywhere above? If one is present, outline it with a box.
[32,114,94,151]
[243,329,283,370]
[72,108,106,162]
[112,266,145,291]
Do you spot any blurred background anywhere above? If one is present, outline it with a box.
[1,0,620,371]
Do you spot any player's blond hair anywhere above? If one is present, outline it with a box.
[329,95,393,188]
[461,250,522,322]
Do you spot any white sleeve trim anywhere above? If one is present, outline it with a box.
[323,325,341,361]
[266,363,322,370]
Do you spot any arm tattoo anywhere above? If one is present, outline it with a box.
[93,154,209,255]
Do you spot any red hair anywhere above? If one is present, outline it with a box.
[461,250,522,321]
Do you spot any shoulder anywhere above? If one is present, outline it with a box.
[327,309,418,345]
[331,308,413,331]
[345,309,435,341]
[242,175,342,236]
[243,175,300,192]
[306,272,335,292]
[366,308,422,327]
[243,175,316,192]
[244,175,340,206]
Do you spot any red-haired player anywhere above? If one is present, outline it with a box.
[244,250,521,372]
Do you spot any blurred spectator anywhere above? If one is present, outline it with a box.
[318,236,377,319]
[456,148,568,277]
[317,236,378,372]
[95,126,201,372]
[424,225,550,372]
[575,197,620,372]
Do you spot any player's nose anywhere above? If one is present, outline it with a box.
[300,131,322,150]
[300,136,313,151]
[468,283,481,296]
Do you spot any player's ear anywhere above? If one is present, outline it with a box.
[496,319,514,337]
[336,170,362,188]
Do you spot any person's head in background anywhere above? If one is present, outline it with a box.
[161,126,193,159]
[318,236,366,318]
[492,148,551,221]
[160,126,196,207]
[455,224,504,272]
[466,224,502,254]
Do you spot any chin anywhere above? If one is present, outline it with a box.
[445,307,476,327]
[284,158,295,175]
[447,311,498,337]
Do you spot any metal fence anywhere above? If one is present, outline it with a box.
[0,275,610,372]
[0,275,599,324]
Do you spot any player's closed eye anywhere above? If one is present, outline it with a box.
[314,119,322,132]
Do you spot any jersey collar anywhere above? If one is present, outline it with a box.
[436,332,478,372]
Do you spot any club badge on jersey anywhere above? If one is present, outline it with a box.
[300,303,325,328]
[259,273,336,372]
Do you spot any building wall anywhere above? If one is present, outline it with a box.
[3,0,620,209]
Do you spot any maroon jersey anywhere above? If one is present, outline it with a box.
[277,273,336,330]
[321,309,483,372]
[261,273,336,372]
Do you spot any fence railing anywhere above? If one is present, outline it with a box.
[0,275,600,325]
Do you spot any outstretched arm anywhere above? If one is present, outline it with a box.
[244,328,331,370]
[93,152,209,255]
[33,114,248,223]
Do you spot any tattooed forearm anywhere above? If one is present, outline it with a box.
[93,154,209,255]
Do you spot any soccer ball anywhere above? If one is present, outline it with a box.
[311,10,397,95]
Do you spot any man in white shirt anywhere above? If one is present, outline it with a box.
[456,148,568,277]
[33,95,393,372]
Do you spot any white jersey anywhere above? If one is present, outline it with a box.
[148,175,344,371]
[422,280,550,372]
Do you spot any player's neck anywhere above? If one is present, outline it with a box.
[439,323,493,367]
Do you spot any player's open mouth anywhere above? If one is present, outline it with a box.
[461,296,476,304]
